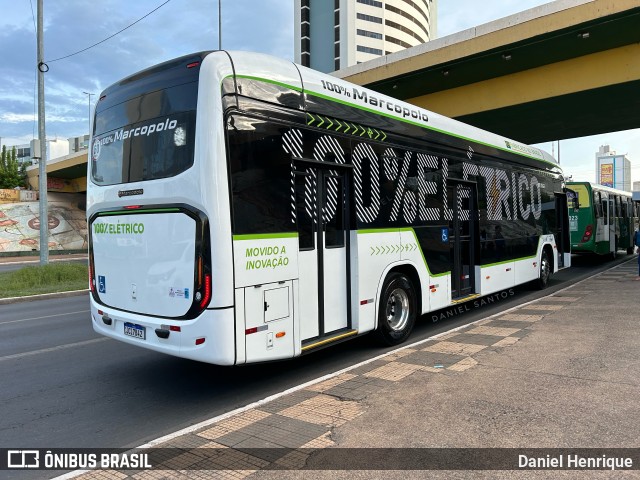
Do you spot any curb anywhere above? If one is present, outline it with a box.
[0,289,88,305]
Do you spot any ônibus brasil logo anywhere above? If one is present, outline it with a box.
[92,117,178,161]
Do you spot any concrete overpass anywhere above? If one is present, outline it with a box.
[26,150,87,193]
[24,0,639,189]
[335,0,640,144]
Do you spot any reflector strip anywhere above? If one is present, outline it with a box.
[195,337,205,345]
[245,325,268,335]
[359,298,374,305]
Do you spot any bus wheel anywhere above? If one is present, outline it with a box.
[537,250,551,290]
[627,246,634,255]
[376,273,417,346]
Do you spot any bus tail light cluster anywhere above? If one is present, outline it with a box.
[193,221,212,313]
[581,224,593,243]
[199,274,212,309]
[88,250,96,293]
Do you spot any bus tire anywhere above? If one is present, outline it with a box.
[627,246,634,255]
[376,272,417,346]
[536,250,551,290]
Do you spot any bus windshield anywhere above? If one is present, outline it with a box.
[91,82,197,185]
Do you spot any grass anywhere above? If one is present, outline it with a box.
[0,263,88,298]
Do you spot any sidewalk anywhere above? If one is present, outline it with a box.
[65,259,640,478]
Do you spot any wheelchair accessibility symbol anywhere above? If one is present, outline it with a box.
[98,275,106,293]
[441,227,449,243]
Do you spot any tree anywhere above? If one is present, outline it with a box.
[0,145,26,189]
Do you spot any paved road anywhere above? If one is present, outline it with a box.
[0,254,631,479]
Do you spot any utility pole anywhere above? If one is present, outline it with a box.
[218,0,222,49]
[82,91,94,136]
[557,140,561,165]
[37,0,49,265]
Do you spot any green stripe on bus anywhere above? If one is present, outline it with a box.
[229,75,557,167]
[358,228,404,234]
[482,255,536,268]
[233,233,298,240]
[357,227,450,278]
[358,227,545,276]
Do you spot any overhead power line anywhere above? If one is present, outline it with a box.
[44,0,172,64]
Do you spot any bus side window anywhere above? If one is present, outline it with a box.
[594,192,602,218]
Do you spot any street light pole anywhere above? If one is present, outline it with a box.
[37,0,48,265]
[218,0,222,50]
[82,91,94,136]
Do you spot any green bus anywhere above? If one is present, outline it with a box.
[567,182,637,258]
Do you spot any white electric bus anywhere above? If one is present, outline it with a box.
[87,51,571,365]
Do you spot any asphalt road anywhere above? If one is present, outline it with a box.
[0,253,632,479]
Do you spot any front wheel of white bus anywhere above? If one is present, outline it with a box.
[376,273,417,346]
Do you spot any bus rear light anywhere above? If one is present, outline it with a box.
[276,332,286,338]
[88,253,96,293]
[89,267,94,292]
[199,274,212,309]
[196,256,203,289]
[187,62,200,69]
[124,205,142,209]
[582,224,593,242]
[195,338,205,345]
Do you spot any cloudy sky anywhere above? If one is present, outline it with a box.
[0,0,638,184]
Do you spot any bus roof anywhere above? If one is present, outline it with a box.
[223,51,560,171]
[566,181,632,197]
[98,50,561,172]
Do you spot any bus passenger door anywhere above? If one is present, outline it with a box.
[447,183,478,300]
[605,199,616,254]
[294,163,351,345]
[554,193,570,268]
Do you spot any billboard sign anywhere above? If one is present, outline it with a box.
[600,163,613,187]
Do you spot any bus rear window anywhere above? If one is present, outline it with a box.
[91,82,197,186]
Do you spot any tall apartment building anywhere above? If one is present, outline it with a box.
[596,144,631,192]
[294,0,437,72]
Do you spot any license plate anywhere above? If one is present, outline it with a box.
[124,322,146,340]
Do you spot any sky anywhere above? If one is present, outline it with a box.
[0,0,638,185]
